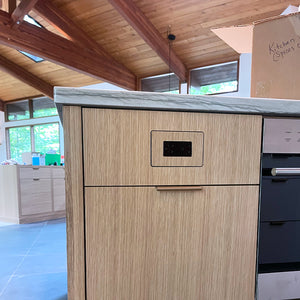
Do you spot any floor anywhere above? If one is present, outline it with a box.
[0,218,67,300]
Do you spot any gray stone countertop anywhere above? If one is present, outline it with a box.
[54,87,300,121]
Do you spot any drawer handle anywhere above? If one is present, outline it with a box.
[269,221,286,226]
[271,178,288,183]
[156,186,203,191]
[271,168,300,176]
[33,178,40,181]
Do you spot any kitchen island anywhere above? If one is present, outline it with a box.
[55,88,300,300]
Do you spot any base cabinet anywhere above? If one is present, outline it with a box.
[0,165,66,224]
[85,186,259,300]
[63,106,262,300]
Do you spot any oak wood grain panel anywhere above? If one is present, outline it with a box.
[20,179,52,215]
[85,185,259,300]
[83,108,262,186]
[63,106,85,300]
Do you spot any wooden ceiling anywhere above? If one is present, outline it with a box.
[0,0,299,104]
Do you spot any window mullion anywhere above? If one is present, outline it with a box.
[31,125,35,152]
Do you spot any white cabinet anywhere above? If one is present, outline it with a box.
[0,165,65,223]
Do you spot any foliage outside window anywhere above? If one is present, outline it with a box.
[7,123,60,163]
[34,124,60,154]
[190,61,238,95]
[6,97,58,121]
[8,126,31,163]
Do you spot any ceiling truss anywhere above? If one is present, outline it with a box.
[0,53,54,98]
[0,0,190,100]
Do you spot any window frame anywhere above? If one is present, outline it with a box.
[6,121,61,161]
[189,60,239,96]
[5,98,58,122]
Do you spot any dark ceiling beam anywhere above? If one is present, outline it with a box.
[10,0,39,27]
[0,53,54,98]
[1,0,16,14]
[33,0,110,59]
[108,0,187,82]
[0,10,137,90]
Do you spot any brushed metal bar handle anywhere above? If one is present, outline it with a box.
[156,186,203,191]
[271,168,300,176]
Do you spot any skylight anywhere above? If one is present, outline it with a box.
[19,15,44,63]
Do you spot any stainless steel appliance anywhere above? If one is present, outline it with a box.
[257,118,300,299]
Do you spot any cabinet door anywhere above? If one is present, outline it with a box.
[85,186,259,300]
[53,178,66,211]
[20,179,52,216]
[83,109,262,186]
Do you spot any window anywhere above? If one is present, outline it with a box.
[7,123,60,163]
[33,97,58,118]
[6,98,58,121]
[141,73,180,93]
[190,61,238,95]
[6,100,30,121]
[5,98,60,163]
[34,123,60,154]
[7,126,31,163]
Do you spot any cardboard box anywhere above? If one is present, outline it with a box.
[212,9,300,100]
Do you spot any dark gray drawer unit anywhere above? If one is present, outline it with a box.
[260,177,300,222]
[259,221,300,264]
[259,154,300,273]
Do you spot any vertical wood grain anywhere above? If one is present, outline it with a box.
[63,106,85,300]
[85,185,259,300]
[83,108,262,186]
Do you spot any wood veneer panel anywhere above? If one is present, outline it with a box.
[85,185,259,299]
[63,106,85,300]
[83,108,262,186]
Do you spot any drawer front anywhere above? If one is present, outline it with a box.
[53,178,66,211]
[85,185,259,300]
[260,177,300,221]
[19,167,51,179]
[20,179,52,215]
[52,167,65,179]
[259,221,300,264]
[83,108,262,186]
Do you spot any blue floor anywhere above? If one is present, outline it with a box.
[0,218,67,300]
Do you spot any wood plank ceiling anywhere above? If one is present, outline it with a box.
[0,0,299,103]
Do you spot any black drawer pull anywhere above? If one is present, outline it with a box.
[271,178,288,182]
[269,221,286,226]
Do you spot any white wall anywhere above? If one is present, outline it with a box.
[221,53,252,98]
[82,82,127,91]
